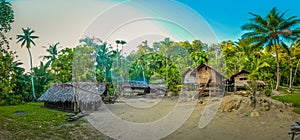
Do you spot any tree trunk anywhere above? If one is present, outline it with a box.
[141,58,145,83]
[292,59,300,85]
[275,41,280,91]
[27,48,36,101]
[289,57,293,90]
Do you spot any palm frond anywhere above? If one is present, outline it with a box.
[30,40,36,46]
[256,62,270,70]
[280,19,300,29]
[280,41,291,55]
[278,9,289,20]
[21,40,26,47]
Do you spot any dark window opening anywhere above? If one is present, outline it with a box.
[239,77,247,80]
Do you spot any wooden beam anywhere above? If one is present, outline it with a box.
[196,78,212,99]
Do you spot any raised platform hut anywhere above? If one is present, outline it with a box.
[190,63,225,86]
[182,63,225,93]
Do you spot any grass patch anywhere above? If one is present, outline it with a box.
[292,86,300,90]
[272,92,300,114]
[292,108,300,114]
[0,102,103,139]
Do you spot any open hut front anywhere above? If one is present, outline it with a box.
[182,63,225,92]
[38,82,107,112]
[190,63,225,86]
[44,101,74,111]
[228,70,250,91]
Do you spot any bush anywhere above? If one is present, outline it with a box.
[0,93,25,106]
[244,84,250,90]
[108,87,115,96]
[264,88,272,97]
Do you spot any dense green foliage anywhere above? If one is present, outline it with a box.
[241,7,300,90]
[0,0,25,105]
[0,0,13,47]
[51,48,74,82]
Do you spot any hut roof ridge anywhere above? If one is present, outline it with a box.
[38,82,107,103]
[190,63,225,77]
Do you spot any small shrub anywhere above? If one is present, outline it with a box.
[108,87,115,96]
[264,88,271,97]
[244,84,250,90]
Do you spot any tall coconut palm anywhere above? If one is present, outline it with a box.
[16,27,39,101]
[241,7,300,90]
[120,40,127,53]
[119,40,126,66]
[115,40,121,66]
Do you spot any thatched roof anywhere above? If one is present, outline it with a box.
[227,70,250,83]
[38,82,107,103]
[190,63,225,77]
[230,70,250,79]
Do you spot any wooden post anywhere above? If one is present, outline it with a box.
[74,84,80,113]
[196,78,212,99]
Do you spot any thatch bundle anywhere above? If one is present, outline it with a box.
[38,82,107,111]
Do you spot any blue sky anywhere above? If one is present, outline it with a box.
[176,0,300,41]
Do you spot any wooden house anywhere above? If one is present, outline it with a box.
[182,63,226,93]
[190,63,225,86]
[229,70,250,91]
[38,82,107,112]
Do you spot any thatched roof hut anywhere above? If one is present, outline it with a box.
[227,70,267,92]
[38,82,107,112]
[190,63,225,85]
[229,70,250,91]
[181,63,225,92]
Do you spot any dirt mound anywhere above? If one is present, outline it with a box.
[220,94,292,116]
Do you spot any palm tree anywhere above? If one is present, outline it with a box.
[41,42,59,69]
[16,27,39,101]
[119,40,126,66]
[160,38,174,81]
[79,36,102,47]
[115,40,120,51]
[241,7,300,90]
[95,43,117,82]
[120,40,127,54]
[115,40,121,66]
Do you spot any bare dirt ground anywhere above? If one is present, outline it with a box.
[4,94,293,140]
[84,94,300,140]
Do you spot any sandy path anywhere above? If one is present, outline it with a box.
[164,104,297,140]
[87,96,299,140]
